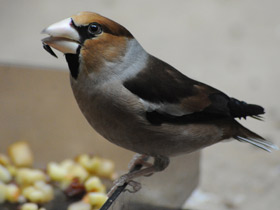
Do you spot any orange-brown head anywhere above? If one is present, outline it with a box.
[42,12,138,80]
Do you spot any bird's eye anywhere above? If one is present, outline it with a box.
[88,23,102,36]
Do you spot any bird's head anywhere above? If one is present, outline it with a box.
[42,12,146,81]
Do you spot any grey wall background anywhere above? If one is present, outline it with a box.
[1,0,280,118]
[0,0,279,209]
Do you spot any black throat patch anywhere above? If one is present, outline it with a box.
[65,52,80,80]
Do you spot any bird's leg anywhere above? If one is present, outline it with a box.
[127,153,152,171]
[107,156,169,196]
[128,154,158,177]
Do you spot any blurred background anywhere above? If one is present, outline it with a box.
[0,0,280,209]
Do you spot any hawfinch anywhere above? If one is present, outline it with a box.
[42,12,278,189]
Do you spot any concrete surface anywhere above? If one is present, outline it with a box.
[0,0,280,209]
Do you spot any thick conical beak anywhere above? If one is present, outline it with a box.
[42,18,80,55]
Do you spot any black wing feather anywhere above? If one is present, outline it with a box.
[124,55,196,104]
[124,55,264,124]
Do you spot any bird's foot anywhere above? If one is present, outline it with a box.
[107,155,170,197]
[107,174,142,197]
[125,180,142,193]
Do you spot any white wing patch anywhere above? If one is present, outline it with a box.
[139,98,193,116]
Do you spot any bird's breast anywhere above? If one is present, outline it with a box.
[70,78,147,149]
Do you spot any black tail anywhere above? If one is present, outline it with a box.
[228,98,265,119]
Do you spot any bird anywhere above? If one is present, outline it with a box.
[41,11,278,193]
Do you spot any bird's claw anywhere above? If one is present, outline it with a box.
[113,174,127,187]
[125,180,142,193]
[107,175,141,197]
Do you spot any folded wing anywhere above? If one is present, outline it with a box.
[123,55,264,125]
